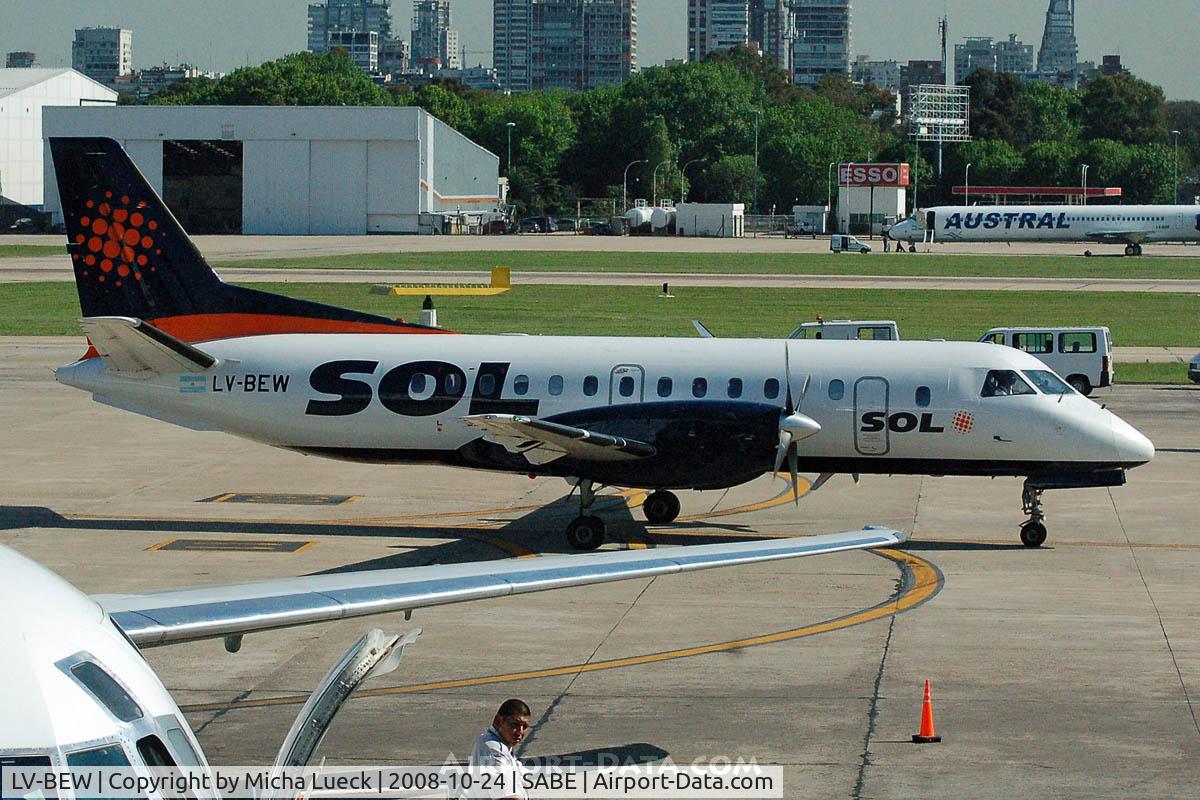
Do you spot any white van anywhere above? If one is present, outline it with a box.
[789,319,900,340]
[979,327,1113,395]
[830,234,871,253]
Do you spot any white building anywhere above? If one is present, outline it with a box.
[835,163,908,234]
[675,202,745,237]
[0,68,116,208]
[43,105,501,235]
[71,28,133,88]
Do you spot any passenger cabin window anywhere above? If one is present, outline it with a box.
[513,374,530,396]
[915,386,931,407]
[727,378,743,398]
[764,378,780,399]
[478,374,496,397]
[1013,332,1053,354]
[583,375,598,396]
[657,377,673,397]
[70,661,143,722]
[409,373,428,395]
[981,370,1036,397]
[618,376,635,397]
[66,744,131,767]
[1060,332,1096,353]
[548,375,563,396]
[444,372,464,394]
[692,378,708,398]
[828,379,845,401]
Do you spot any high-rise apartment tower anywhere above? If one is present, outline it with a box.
[494,0,636,93]
[71,28,132,88]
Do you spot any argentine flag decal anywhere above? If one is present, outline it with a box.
[179,375,206,393]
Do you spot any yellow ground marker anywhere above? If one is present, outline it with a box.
[371,266,511,296]
[179,548,940,714]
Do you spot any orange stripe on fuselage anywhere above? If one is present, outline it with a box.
[147,313,457,343]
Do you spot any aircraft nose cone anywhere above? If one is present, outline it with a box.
[1112,415,1155,466]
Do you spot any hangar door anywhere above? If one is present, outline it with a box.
[163,140,243,234]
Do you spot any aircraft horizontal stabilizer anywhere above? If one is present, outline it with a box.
[464,413,656,465]
[92,528,906,646]
[82,316,217,374]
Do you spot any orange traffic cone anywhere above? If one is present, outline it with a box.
[911,679,942,743]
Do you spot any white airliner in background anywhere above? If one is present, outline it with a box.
[48,138,1154,549]
[888,204,1200,256]
[0,528,904,783]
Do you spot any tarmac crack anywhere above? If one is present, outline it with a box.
[191,689,253,735]
[517,577,659,757]
[1108,487,1200,739]
[851,595,899,800]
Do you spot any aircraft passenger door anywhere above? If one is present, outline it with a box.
[609,364,645,405]
[854,377,890,455]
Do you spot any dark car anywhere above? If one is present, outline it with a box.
[482,219,509,235]
[517,217,542,233]
[7,217,35,232]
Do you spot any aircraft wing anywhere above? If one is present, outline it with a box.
[94,528,905,647]
[463,413,656,465]
[1084,229,1153,245]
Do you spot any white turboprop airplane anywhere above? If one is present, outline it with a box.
[0,529,904,782]
[888,204,1200,256]
[48,138,1153,549]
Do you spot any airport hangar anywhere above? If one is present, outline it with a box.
[42,105,504,235]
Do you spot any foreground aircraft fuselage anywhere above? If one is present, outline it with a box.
[47,137,1154,550]
[889,204,1200,254]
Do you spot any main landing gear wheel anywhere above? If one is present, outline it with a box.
[1124,243,1142,257]
[1020,481,1048,547]
[566,515,606,551]
[643,490,681,524]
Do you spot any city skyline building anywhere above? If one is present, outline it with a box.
[307,0,393,69]
[5,51,38,68]
[790,0,851,87]
[71,27,132,88]
[954,33,1033,82]
[686,0,749,63]
[412,1,461,69]
[1036,0,1078,84]
[493,0,635,93]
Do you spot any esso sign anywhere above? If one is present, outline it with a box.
[838,163,910,187]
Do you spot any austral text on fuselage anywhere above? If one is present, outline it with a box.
[944,212,1070,231]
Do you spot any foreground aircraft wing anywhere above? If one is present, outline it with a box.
[1084,229,1153,245]
[81,316,217,374]
[94,528,905,647]
[464,413,656,465]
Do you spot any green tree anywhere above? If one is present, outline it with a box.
[699,154,759,207]
[150,52,391,106]
[945,139,1025,189]
[1080,138,1132,190]
[468,92,577,213]
[1080,73,1167,145]
[963,70,1030,147]
[1165,100,1199,184]
[1020,81,1081,144]
[1019,141,1081,187]
[1124,143,1174,202]
[405,83,471,130]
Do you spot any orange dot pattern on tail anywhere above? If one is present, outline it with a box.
[76,193,158,286]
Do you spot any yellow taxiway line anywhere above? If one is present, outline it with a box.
[179,548,940,714]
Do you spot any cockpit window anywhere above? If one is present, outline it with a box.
[1024,370,1074,395]
[165,727,202,768]
[66,743,131,767]
[980,370,1036,398]
[69,661,143,722]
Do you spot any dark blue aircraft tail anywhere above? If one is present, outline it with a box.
[50,137,445,342]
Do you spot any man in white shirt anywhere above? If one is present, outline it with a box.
[469,699,531,800]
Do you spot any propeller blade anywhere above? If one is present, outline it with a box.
[783,343,794,414]
[788,443,799,504]
[773,429,793,473]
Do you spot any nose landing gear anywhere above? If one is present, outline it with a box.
[1020,482,1048,547]
[566,478,606,551]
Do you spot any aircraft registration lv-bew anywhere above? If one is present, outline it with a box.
[50,138,1153,549]
[888,204,1200,256]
